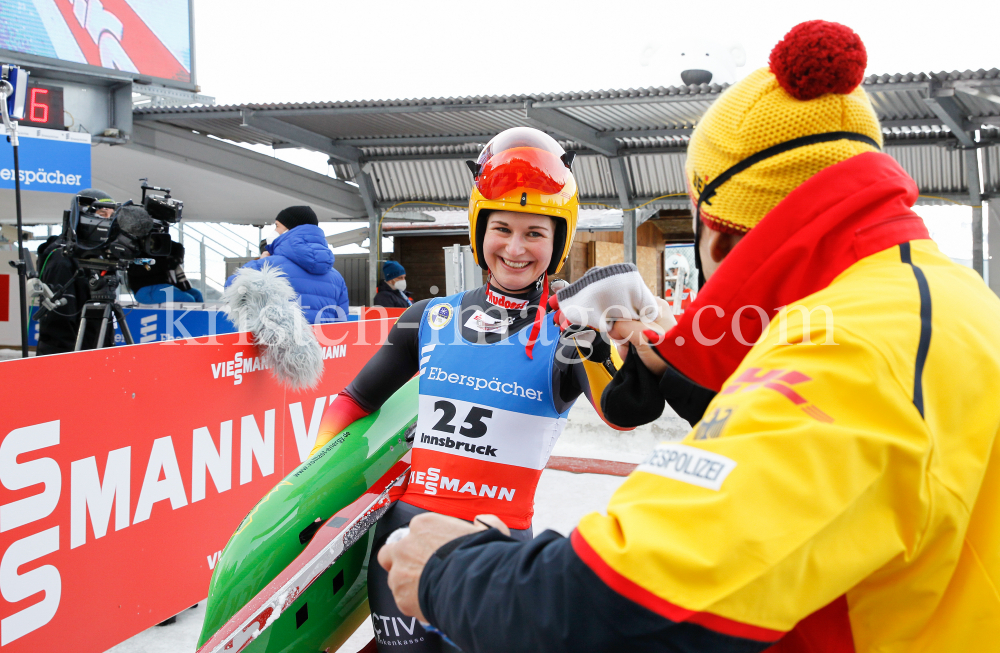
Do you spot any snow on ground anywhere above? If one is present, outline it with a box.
[0,348,33,360]
[104,400,691,652]
[106,603,207,653]
[552,393,690,463]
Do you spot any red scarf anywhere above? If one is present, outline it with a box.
[656,152,929,391]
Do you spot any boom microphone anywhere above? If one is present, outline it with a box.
[116,204,155,238]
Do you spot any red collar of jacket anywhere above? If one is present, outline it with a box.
[657,152,929,391]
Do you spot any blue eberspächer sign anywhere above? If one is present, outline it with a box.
[0,126,90,193]
[27,305,239,347]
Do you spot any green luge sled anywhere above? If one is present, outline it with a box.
[197,379,418,652]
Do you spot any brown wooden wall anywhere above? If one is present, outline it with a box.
[563,223,667,295]
[393,234,471,302]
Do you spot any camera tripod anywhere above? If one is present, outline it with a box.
[74,266,134,351]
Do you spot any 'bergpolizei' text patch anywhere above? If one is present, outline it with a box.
[638,443,737,491]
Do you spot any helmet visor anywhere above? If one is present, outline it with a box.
[475,127,570,201]
[476,147,569,200]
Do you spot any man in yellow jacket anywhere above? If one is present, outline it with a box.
[377,21,1000,652]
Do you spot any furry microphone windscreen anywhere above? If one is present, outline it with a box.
[222,264,324,390]
[116,205,156,238]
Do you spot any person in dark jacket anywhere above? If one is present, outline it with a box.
[127,241,204,303]
[225,206,349,322]
[34,189,118,354]
[373,260,413,308]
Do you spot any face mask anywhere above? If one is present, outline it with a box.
[263,228,279,245]
[393,279,407,292]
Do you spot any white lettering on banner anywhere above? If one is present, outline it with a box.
[638,443,737,491]
[240,410,276,485]
[133,437,189,524]
[70,447,131,548]
[0,526,61,645]
[414,395,563,470]
[0,381,353,645]
[1,169,82,187]
[0,421,61,533]
[323,345,347,360]
[191,422,233,503]
[210,348,346,386]
[212,352,263,386]
[289,398,329,463]
[139,314,157,343]
[424,367,545,402]
[410,468,516,502]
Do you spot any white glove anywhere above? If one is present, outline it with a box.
[554,263,660,332]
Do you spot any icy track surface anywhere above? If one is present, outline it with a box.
[105,400,689,652]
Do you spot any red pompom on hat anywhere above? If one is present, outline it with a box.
[769,20,867,100]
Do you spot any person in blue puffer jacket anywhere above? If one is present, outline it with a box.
[226,206,349,322]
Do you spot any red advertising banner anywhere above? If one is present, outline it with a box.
[0,318,396,651]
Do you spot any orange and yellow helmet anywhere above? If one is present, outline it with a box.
[467,127,579,275]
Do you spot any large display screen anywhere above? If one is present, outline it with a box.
[0,0,193,87]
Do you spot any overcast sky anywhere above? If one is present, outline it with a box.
[191,0,994,262]
[194,0,996,104]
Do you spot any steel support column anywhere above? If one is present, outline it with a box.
[989,198,1000,296]
[923,91,976,147]
[350,162,382,305]
[609,157,636,265]
[965,146,984,277]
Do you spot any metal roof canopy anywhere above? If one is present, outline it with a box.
[0,122,367,228]
[134,69,1000,294]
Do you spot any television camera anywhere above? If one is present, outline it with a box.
[31,180,185,349]
[64,178,183,264]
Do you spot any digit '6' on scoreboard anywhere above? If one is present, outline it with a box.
[19,83,64,130]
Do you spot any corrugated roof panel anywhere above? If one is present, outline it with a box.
[885,142,967,195]
[573,156,616,201]
[358,144,481,159]
[132,69,1000,212]
[958,93,1000,121]
[627,152,688,199]
[339,142,983,208]
[157,117,276,145]
[867,88,937,122]
[559,100,709,131]
[281,108,528,140]
[364,159,471,204]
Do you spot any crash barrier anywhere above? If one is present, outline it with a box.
[0,317,398,652]
[19,305,405,349]
[0,312,634,652]
[25,304,239,347]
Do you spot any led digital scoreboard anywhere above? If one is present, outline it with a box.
[19,82,65,130]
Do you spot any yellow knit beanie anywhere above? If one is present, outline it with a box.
[686,21,883,234]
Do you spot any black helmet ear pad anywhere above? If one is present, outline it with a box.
[475,210,491,271]
[547,219,567,276]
